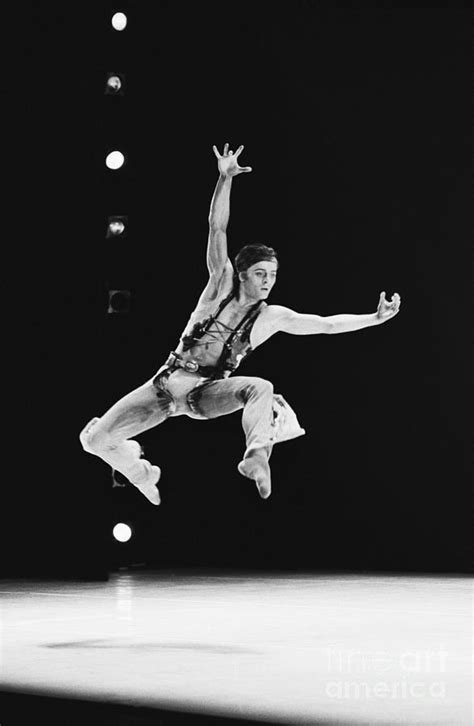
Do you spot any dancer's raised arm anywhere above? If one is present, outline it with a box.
[207,143,252,278]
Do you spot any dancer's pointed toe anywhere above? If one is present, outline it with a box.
[238,450,271,499]
[132,464,161,505]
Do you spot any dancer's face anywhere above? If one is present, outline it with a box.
[239,259,278,300]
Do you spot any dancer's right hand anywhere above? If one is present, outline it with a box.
[213,143,252,177]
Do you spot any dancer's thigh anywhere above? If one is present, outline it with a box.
[189,376,259,419]
[94,380,173,440]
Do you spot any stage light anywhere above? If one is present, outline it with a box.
[108,289,131,314]
[113,523,132,542]
[106,150,125,170]
[108,220,125,236]
[105,73,125,95]
[106,216,127,238]
[111,12,127,31]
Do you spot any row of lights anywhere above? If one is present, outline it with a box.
[106,13,127,168]
[106,12,130,315]
[105,14,127,179]
[105,10,128,171]
[107,12,136,544]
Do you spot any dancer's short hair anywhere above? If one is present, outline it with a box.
[234,244,278,274]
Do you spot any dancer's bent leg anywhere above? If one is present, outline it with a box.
[79,380,174,505]
[188,376,275,499]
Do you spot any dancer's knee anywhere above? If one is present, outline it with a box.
[252,378,274,397]
[239,378,274,406]
[81,424,116,455]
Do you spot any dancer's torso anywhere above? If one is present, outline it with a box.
[175,292,266,370]
[152,274,279,402]
[153,267,280,389]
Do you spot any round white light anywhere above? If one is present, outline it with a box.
[111,12,127,31]
[106,150,125,170]
[107,75,122,92]
[113,523,132,543]
[108,220,125,236]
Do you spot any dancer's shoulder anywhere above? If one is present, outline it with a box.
[262,304,295,325]
[251,304,291,347]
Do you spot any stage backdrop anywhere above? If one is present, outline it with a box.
[5,1,471,577]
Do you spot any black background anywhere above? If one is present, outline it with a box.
[5,1,471,578]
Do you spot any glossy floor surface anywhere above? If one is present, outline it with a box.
[0,571,471,725]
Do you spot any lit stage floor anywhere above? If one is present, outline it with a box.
[0,571,471,725]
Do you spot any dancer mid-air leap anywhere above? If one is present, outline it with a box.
[80,143,401,504]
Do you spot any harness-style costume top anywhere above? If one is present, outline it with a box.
[166,292,265,380]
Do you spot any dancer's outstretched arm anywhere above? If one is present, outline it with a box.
[271,292,401,335]
[207,143,252,278]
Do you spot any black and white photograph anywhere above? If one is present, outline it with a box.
[2,2,471,725]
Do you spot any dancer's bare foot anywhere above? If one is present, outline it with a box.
[238,450,271,499]
[131,463,161,505]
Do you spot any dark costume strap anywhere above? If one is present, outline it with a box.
[181,292,235,352]
[179,294,263,378]
[215,299,262,376]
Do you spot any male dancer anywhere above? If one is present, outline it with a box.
[80,143,401,503]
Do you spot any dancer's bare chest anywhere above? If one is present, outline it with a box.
[179,299,271,366]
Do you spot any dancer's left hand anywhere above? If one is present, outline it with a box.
[212,143,252,177]
[376,291,401,321]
